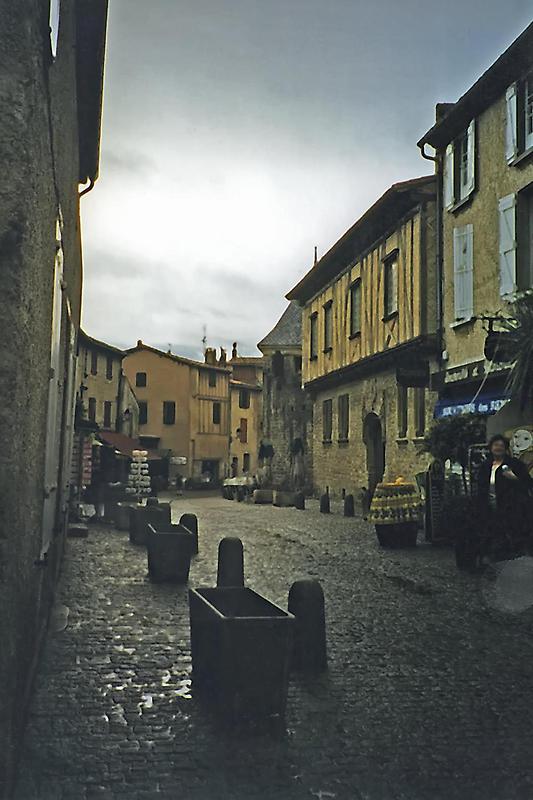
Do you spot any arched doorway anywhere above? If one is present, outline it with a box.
[363,412,385,495]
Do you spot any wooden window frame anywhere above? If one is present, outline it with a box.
[163,400,176,425]
[212,401,221,425]
[383,250,399,320]
[338,394,349,442]
[309,312,318,360]
[239,389,250,409]
[349,279,362,338]
[138,401,148,425]
[322,399,333,443]
[103,400,112,429]
[323,301,333,353]
[136,372,147,387]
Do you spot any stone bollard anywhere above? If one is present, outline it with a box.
[288,579,327,673]
[344,494,355,517]
[217,537,244,587]
[180,513,199,555]
[320,493,330,514]
[294,492,305,510]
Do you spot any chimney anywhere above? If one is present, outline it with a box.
[137,339,143,347]
[219,348,227,364]
[205,347,216,365]
[232,342,238,359]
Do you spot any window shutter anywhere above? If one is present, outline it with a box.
[453,225,474,321]
[505,84,518,164]
[443,143,454,210]
[465,120,476,196]
[499,193,517,296]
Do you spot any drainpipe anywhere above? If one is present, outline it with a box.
[419,143,443,373]
[79,179,95,198]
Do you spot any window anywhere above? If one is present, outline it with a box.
[338,394,349,442]
[239,389,250,409]
[208,370,217,388]
[212,402,221,425]
[106,356,113,380]
[453,225,474,321]
[384,253,398,318]
[243,453,251,473]
[350,280,361,336]
[322,399,332,443]
[90,351,98,375]
[138,401,148,425]
[239,418,248,443]
[397,384,408,438]
[88,397,96,422]
[506,75,533,163]
[518,186,533,290]
[163,401,176,425]
[444,120,475,208]
[310,313,318,359]
[500,187,533,295]
[272,351,285,379]
[323,302,333,351]
[136,372,147,387]
[414,388,426,438]
[103,400,112,429]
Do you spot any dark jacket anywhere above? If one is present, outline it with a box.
[477,455,533,511]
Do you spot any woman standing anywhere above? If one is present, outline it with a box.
[477,434,533,561]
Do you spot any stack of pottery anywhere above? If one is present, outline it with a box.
[369,478,422,548]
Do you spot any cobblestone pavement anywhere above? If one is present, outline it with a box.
[14,494,533,800]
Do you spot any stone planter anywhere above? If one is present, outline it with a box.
[189,587,294,723]
[253,489,273,505]
[129,503,171,546]
[273,491,296,508]
[147,523,195,582]
[116,502,134,531]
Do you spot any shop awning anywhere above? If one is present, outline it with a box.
[97,431,161,461]
[434,391,510,419]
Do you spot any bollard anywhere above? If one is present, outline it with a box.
[217,537,244,587]
[344,494,355,517]
[180,513,199,555]
[294,492,305,510]
[320,493,330,514]
[288,579,327,673]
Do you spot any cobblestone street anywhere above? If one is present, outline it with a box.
[14,495,533,800]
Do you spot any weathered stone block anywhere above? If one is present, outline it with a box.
[273,490,296,508]
[253,489,273,504]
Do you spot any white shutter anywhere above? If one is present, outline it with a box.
[505,84,518,164]
[453,225,474,321]
[499,193,517,296]
[443,143,454,210]
[465,120,476,196]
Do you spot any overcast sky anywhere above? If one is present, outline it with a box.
[80,0,532,359]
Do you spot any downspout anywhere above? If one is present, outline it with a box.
[419,143,443,372]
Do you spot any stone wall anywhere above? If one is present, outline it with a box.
[261,352,313,490]
[0,2,85,794]
[310,368,437,499]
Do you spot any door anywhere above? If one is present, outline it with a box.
[363,412,385,496]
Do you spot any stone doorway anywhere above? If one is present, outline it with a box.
[363,412,385,495]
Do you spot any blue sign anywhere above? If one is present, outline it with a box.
[434,392,510,419]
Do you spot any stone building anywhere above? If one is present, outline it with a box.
[418,22,533,419]
[123,342,231,483]
[257,303,312,490]
[228,346,264,477]
[0,1,108,794]
[287,177,438,497]
[77,330,138,435]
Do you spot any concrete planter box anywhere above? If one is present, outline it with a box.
[273,491,296,508]
[147,523,195,582]
[253,489,273,505]
[129,503,171,546]
[116,502,134,531]
[189,587,294,723]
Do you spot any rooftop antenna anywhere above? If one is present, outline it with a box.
[202,325,207,352]
[314,246,318,265]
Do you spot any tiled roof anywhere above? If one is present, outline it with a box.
[257,302,302,351]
